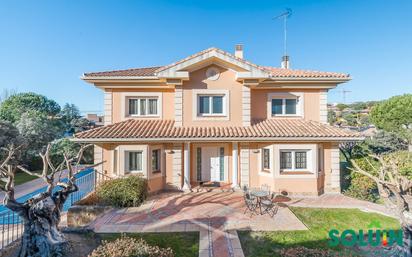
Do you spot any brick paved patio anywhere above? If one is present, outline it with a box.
[91,191,307,257]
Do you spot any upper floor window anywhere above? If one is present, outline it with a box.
[128,98,158,116]
[198,95,225,116]
[267,92,303,118]
[272,98,298,115]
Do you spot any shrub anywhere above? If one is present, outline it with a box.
[344,173,380,203]
[89,235,174,257]
[96,175,148,208]
[343,156,380,202]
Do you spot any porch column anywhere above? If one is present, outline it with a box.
[182,142,191,190]
[232,142,239,188]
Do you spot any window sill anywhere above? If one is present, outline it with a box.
[152,170,161,174]
[127,115,160,118]
[271,115,302,118]
[261,169,271,173]
[197,114,227,117]
[280,171,313,175]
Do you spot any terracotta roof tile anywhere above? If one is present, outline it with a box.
[83,66,161,77]
[260,66,349,79]
[82,48,349,79]
[74,119,361,141]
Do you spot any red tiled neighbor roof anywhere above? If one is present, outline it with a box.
[74,119,361,141]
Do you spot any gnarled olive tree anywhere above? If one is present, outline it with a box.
[0,143,98,257]
[351,152,412,256]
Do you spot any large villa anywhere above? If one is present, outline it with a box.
[74,45,362,196]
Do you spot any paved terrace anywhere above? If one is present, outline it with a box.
[90,191,394,257]
[91,191,307,257]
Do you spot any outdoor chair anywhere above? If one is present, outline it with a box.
[243,192,258,217]
[242,185,249,195]
[261,192,279,217]
[261,184,271,193]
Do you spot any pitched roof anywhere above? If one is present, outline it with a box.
[74,119,361,142]
[82,47,349,79]
[84,66,161,77]
[261,66,349,79]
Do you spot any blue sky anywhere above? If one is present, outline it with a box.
[0,0,411,114]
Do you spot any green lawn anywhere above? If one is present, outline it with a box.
[238,207,400,257]
[99,232,199,257]
[14,171,38,185]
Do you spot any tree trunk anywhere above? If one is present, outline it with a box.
[5,185,76,257]
[400,224,412,257]
[17,196,67,257]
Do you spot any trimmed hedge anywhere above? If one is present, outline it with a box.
[96,175,148,208]
[89,235,174,257]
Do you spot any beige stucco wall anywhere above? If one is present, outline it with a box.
[110,88,175,123]
[323,142,341,193]
[182,65,243,127]
[248,141,330,196]
[148,176,165,192]
[103,70,325,126]
[97,141,335,195]
[98,143,167,193]
[165,143,177,189]
[251,88,321,122]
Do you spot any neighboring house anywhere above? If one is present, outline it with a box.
[86,113,104,127]
[74,46,362,196]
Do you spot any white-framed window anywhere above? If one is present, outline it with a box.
[280,150,311,172]
[198,95,225,116]
[128,97,159,116]
[125,151,143,173]
[192,89,229,120]
[267,92,303,117]
[151,149,161,173]
[272,98,298,115]
[262,148,271,170]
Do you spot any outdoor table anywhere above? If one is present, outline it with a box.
[250,190,270,215]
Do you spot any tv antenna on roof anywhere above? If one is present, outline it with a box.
[273,8,292,57]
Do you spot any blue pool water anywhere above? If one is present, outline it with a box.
[0,168,95,224]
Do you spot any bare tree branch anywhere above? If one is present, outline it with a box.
[16,165,43,178]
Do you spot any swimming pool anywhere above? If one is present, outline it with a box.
[0,168,95,224]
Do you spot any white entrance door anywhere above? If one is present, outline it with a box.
[201,147,222,182]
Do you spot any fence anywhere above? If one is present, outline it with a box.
[0,168,96,250]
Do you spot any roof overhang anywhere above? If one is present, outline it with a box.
[72,136,364,143]
[264,77,350,84]
[80,47,351,89]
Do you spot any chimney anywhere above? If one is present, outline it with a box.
[281,55,290,69]
[235,44,243,59]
